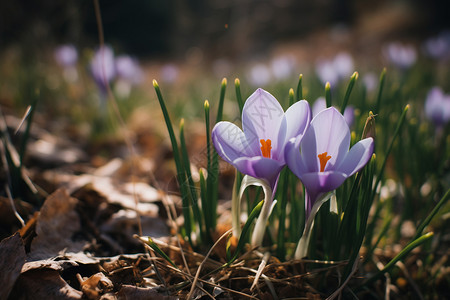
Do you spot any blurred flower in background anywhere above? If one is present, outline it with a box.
[54,44,79,83]
[247,63,271,87]
[383,42,417,69]
[424,86,450,128]
[114,55,143,98]
[270,55,297,81]
[90,45,116,94]
[160,63,179,84]
[362,72,378,93]
[423,30,450,61]
[315,52,354,86]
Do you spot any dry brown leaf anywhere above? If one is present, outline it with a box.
[9,269,83,300]
[28,188,85,261]
[78,272,114,300]
[0,233,26,299]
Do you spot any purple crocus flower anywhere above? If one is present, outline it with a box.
[425,87,450,127]
[312,97,355,127]
[285,107,374,218]
[90,45,116,93]
[212,88,311,190]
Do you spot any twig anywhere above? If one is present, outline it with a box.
[5,184,25,227]
[250,252,270,291]
[187,228,233,299]
[326,257,360,300]
[396,261,424,300]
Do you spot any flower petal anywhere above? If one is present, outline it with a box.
[212,121,258,164]
[242,89,285,155]
[336,137,374,176]
[312,97,326,117]
[234,156,284,189]
[306,107,350,170]
[300,171,348,201]
[285,135,310,178]
[281,100,311,148]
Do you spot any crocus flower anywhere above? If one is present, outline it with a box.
[312,97,355,127]
[90,45,116,93]
[285,107,374,218]
[425,87,450,127]
[212,88,311,190]
[212,88,311,246]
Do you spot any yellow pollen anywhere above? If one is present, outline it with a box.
[260,139,272,158]
[318,152,332,172]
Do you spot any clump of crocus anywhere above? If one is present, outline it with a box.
[285,107,374,258]
[212,88,311,245]
[425,87,450,128]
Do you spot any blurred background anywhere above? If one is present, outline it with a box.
[0,0,449,136]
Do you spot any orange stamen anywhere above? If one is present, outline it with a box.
[318,152,332,172]
[260,139,272,158]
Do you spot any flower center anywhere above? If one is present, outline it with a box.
[318,152,332,172]
[260,139,272,158]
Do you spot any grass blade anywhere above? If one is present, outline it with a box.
[340,71,358,114]
[296,74,303,101]
[153,80,192,243]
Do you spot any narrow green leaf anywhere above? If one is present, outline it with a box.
[325,82,332,108]
[361,232,434,288]
[227,200,264,265]
[145,237,179,269]
[215,78,227,123]
[234,78,244,114]
[340,71,358,114]
[296,74,303,101]
[372,104,409,200]
[414,189,450,240]
[288,88,295,106]
[153,80,192,243]
[180,119,204,241]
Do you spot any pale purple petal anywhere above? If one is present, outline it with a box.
[336,138,374,176]
[280,100,311,151]
[212,121,259,164]
[312,97,326,117]
[234,156,284,189]
[300,171,348,202]
[343,106,355,127]
[296,121,319,172]
[284,135,308,178]
[242,89,285,156]
[307,107,350,169]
